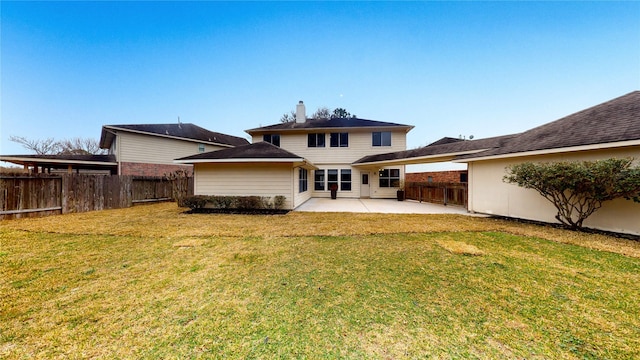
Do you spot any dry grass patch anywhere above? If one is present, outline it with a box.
[2,202,638,257]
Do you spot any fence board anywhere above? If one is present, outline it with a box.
[405,182,467,207]
[1,174,193,220]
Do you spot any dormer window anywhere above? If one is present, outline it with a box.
[330,132,349,147]
[307,133,325,148]
[198,144,205,153]
[372,131,391,146]
[263,134,280,147]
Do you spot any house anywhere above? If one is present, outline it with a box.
[176,101,414,209]
[99,123,249,176]
[1,123,249,176]
[355,91,640,235]
[459,91,640,235]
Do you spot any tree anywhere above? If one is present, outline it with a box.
[58,137,104,155]
[9,135,106,155]
[311,106,331,120]
[279,106,354,123]
[331,107,351,119]
[503,158,640,230]
[280,111,296,123]
[8,136,60,155]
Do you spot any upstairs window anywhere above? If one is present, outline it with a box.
[198,144,206,153]
[372,131,392,146]
[307,133,325,148]
[379,169,400,188]
[263,134,280,147]
[330,132,349,147]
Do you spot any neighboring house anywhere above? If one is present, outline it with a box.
[99,123,249,176]
[0,123,249,176]
[355,91,640,235]
[176,101,414,209]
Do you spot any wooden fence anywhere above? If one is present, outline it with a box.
[405,181,468,207]
[0,174,193,220]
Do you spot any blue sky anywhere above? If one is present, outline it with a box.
[1,1,639,170]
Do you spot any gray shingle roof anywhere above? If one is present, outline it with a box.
[463,91,640,159]
[354,134,518,164]
[176,141,303,162]
[100,123,249,148]
[246,117,414,134]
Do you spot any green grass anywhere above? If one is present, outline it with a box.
[1,204,639,359]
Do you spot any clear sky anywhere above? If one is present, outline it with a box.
[1,1,639,170]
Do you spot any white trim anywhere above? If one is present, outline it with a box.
[456,139,640,163]
[174,157,305,164]
[353,149,487,167]
[0,156,118,166]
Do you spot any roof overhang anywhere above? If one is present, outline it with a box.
[174,157,318,170]
[246,125,414,136]
[455,139,640,163]
[352,149,487,168]
[0,156,118,167]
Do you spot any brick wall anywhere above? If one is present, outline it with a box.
[406,170,467,183]
[120,162,193,177]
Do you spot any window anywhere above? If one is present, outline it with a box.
[341,169,352,191]
[372,131,392,146]
[328,169,339,190]
[198,144,205,153]
[330,132,349,147]
[314,170,325,191]
[263,134,280,147]
[307,133,325,148]
[460,173,468,183]
[379,169,400,188]
[299,168,308,193]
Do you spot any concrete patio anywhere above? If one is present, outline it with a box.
[294,198,473,214]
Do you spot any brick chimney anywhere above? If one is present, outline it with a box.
[295,101,306,123]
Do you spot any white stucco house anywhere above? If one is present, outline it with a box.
[175,101,415,210]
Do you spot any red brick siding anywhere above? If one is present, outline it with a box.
[406,170,467,183]
[120,162,193,177]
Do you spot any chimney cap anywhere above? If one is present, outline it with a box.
[298,100,303,104]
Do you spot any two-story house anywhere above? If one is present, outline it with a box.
[176,101,414,209]
[0,123,248,176]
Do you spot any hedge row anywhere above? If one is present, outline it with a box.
[183,195,287,211]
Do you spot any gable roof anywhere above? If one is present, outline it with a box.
[460,90,640,160]
[176,141,304,162]
[246,117,414,135]
[100,123,249,149]
[353,134,518,166]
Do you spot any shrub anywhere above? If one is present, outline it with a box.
[182,195,288,212]
[182,195,209,210]
[504,158,640,230]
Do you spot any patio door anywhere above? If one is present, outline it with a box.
[360,173,370,198]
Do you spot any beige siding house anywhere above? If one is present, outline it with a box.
[176,101,414,208]
[458,91,640,235]
[99,123,249,176]
[355,91,640,235]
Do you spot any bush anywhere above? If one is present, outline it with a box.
[182,195,209,210]
[182,195,288,212]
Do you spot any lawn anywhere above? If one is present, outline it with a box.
[1,203,639,359]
